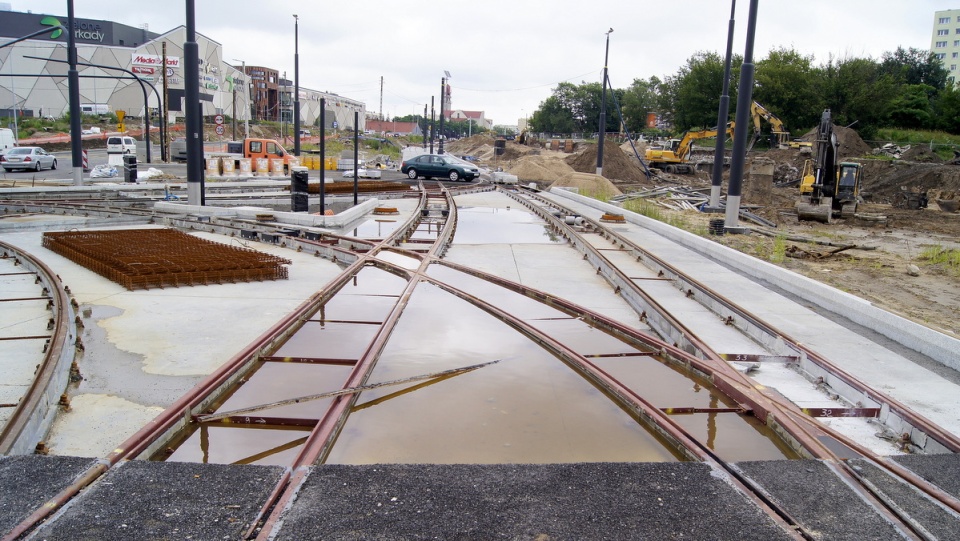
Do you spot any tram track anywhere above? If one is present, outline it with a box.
[1,182,958,539]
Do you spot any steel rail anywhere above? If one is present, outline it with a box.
[0,242,77,455]
[507,187,960,455]
[502,187,959,535]
[1,186,434,540]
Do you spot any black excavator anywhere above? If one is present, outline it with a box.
[796,109,862,223]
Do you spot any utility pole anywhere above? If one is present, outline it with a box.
[67,0,83,185]
[724,0,759,233]
[438,77,445,154]
[596,28,613,176]
[293,14,300,156]
[707,0,737,211]
[185,0,204,205]
[163,41,170,161]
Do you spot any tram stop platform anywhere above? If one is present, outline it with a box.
[2,454,959,539]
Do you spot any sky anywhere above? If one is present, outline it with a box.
[14,1,957,126]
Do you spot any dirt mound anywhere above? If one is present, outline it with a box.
[899,145,944,163]
[798,124,872,159]
[506,154,575,182]
[858,161,960,202]
[446,134,497,156]
[565,142,648,183]
[550,172,623,197]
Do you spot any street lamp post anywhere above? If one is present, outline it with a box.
[596,28,613,176]
[293,14,300,156]
[233,59,248,138]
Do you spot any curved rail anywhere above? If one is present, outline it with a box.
[0,241,78,456]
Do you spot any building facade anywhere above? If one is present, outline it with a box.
[0,7,366,141]
[931,9,960,83]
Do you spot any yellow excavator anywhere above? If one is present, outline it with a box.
[796,109,862,223]
[749,102,790,150]
[645,122,734,174]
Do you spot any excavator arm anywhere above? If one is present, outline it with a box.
[673,123,735,162]
[748,102,791,150]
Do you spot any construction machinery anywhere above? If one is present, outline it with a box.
[749,102,791,150]
[645,122,734,174]
[796,109,863,223]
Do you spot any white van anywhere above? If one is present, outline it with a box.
[0,128,15,154]
[106,135,136,154]
[81,104,110,115]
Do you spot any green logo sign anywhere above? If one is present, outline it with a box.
[40,16,63,39]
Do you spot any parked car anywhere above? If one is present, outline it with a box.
[106,135,137,154]
[1,147,57,172]
[400,154,479,182]
[170,137,187,162]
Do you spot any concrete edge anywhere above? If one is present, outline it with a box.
[154,197,380,228]
[548,187,960,371]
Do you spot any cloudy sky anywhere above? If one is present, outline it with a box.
[15,1,954,126]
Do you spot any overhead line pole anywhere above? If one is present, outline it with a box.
[708,0,737,211]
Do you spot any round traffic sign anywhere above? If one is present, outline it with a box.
[214,114,224,125]
[215,124,225,135]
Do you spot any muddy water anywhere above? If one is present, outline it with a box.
[426,265,569,320]
[324,283,680,464]
[374,250,422,270]
[345,218,402,239]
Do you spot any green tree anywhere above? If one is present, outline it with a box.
[889,84,935,129]
[933,85,960,133]
[669,51,735,131]
[752,47,823,135]
[816,56,897,139]
[881,47,950,90]
[621,77,663,133]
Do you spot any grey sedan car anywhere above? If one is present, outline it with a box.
[1,147,57,172]
[400,154,479,182]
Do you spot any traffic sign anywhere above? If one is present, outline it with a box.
[214,114,224,125]
[117,122,126,132]
[117,111,125,122]
[215,124,225,136]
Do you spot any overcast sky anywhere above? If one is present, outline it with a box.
[15,1,955,126]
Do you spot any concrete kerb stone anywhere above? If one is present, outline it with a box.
[548,187,960,371]
[154,197,380,228]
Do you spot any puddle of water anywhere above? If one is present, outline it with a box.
[454,206,564,245]
[408,221,443,242]
[374,250,422,270]
[334,266,409,296]
[527,319,647,357]
[593,356,799,461]
[162,362,355,465]
[312,294,398,323]
[343,218,402,239]
[272,321,381,360]
[164,425,310,466]
[670,411,799,461]
[426,265,569,320]
[324,283,681,464]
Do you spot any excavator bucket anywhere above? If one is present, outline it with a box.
[797,196,833,223]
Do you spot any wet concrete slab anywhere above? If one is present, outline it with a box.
[0,455,94,535]
[30,460,284,541]
[275,462,792,540]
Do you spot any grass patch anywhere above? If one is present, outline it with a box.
[919,245,960,274]
[623,199,663,221]
[771,235,787,263]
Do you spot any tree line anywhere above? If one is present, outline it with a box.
[529,47,958,141]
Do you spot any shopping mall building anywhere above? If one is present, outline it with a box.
[0,7,366,134]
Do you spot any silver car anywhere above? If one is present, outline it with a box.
[1,147,57,172]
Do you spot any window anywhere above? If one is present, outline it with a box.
[941,17,951,24]
[249,141,262,153]
[953,52,958,58]
[937,53,947,60]
[955,40,960,46]
[937,41,947,48]
[939,29,949,35]
[953,65,958,71]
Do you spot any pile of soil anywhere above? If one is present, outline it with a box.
[507,154,575,183]
[798,124,873,160]
[550,172,623,197]
[898,145,943,163]
[565,141,648,183]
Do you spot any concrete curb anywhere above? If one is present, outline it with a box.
[549,187,960,371]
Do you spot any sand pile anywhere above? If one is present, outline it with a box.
[565,141,648,182]
[507,155,575,182]
[550,172,623,197]
[798,124,873,159]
